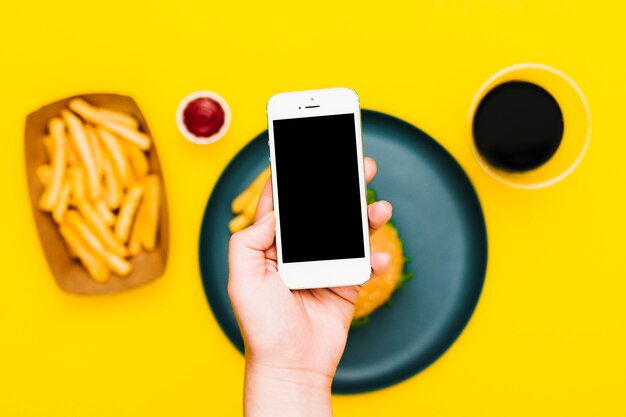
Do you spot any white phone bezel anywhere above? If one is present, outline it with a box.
[266,87,371,289]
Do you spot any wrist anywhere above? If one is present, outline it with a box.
[244,360,333,417]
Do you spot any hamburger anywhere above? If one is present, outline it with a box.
[353,190,412,324]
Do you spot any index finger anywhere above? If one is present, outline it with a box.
[254,156,378,222]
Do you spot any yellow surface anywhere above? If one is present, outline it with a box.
[1,1,624,415]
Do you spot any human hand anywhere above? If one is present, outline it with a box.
[228,157,392,416]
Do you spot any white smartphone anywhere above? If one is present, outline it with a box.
[266,87,371,289]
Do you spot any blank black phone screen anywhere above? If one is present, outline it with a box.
[272,113,365,263]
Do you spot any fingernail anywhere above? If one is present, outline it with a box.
[375,251,390,262]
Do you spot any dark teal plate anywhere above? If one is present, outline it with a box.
[199,110,487,394]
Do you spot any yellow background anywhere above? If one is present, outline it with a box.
[1,1,624,415]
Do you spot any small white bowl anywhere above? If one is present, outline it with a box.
[176,90,231,145]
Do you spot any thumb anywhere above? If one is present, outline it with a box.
[228,211,276,276]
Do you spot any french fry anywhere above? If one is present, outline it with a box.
[106,253,132,277]
[130,187,149,255]
[102,156,123,210]
[228,167,270,233]
[231,167,270,213]
[77,199,128,258]
[68,166,85,203]
[231,190,251,215]
[66,210,132,277]
[95,200,115,226]
[36,165,51,185]
[101,119,151,151]
[243,188,263,219]
[126,143,149,180]
[44,134,77,165]
[52,180,71,223]
[96,127,130,187]
[59,223,109,283]
[98,107,139,129]
[67,98,105,123]
[139,175,161,250]
[62,110,101,200]
[42,136,53,161]
[69,98,151,150]
[126,177,157,256]
[228,214,251,233]
[128,218,143,257]
[114,183,144,243]
[85,124,103,179]
[67,141,79,166]
[38,118,67,212]
[126,161,138,187]
[69,98,138,130]
[66,210,106,255]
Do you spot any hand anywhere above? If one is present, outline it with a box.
[228,157,392,417]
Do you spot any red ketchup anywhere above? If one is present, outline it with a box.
[183,97,225,138]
